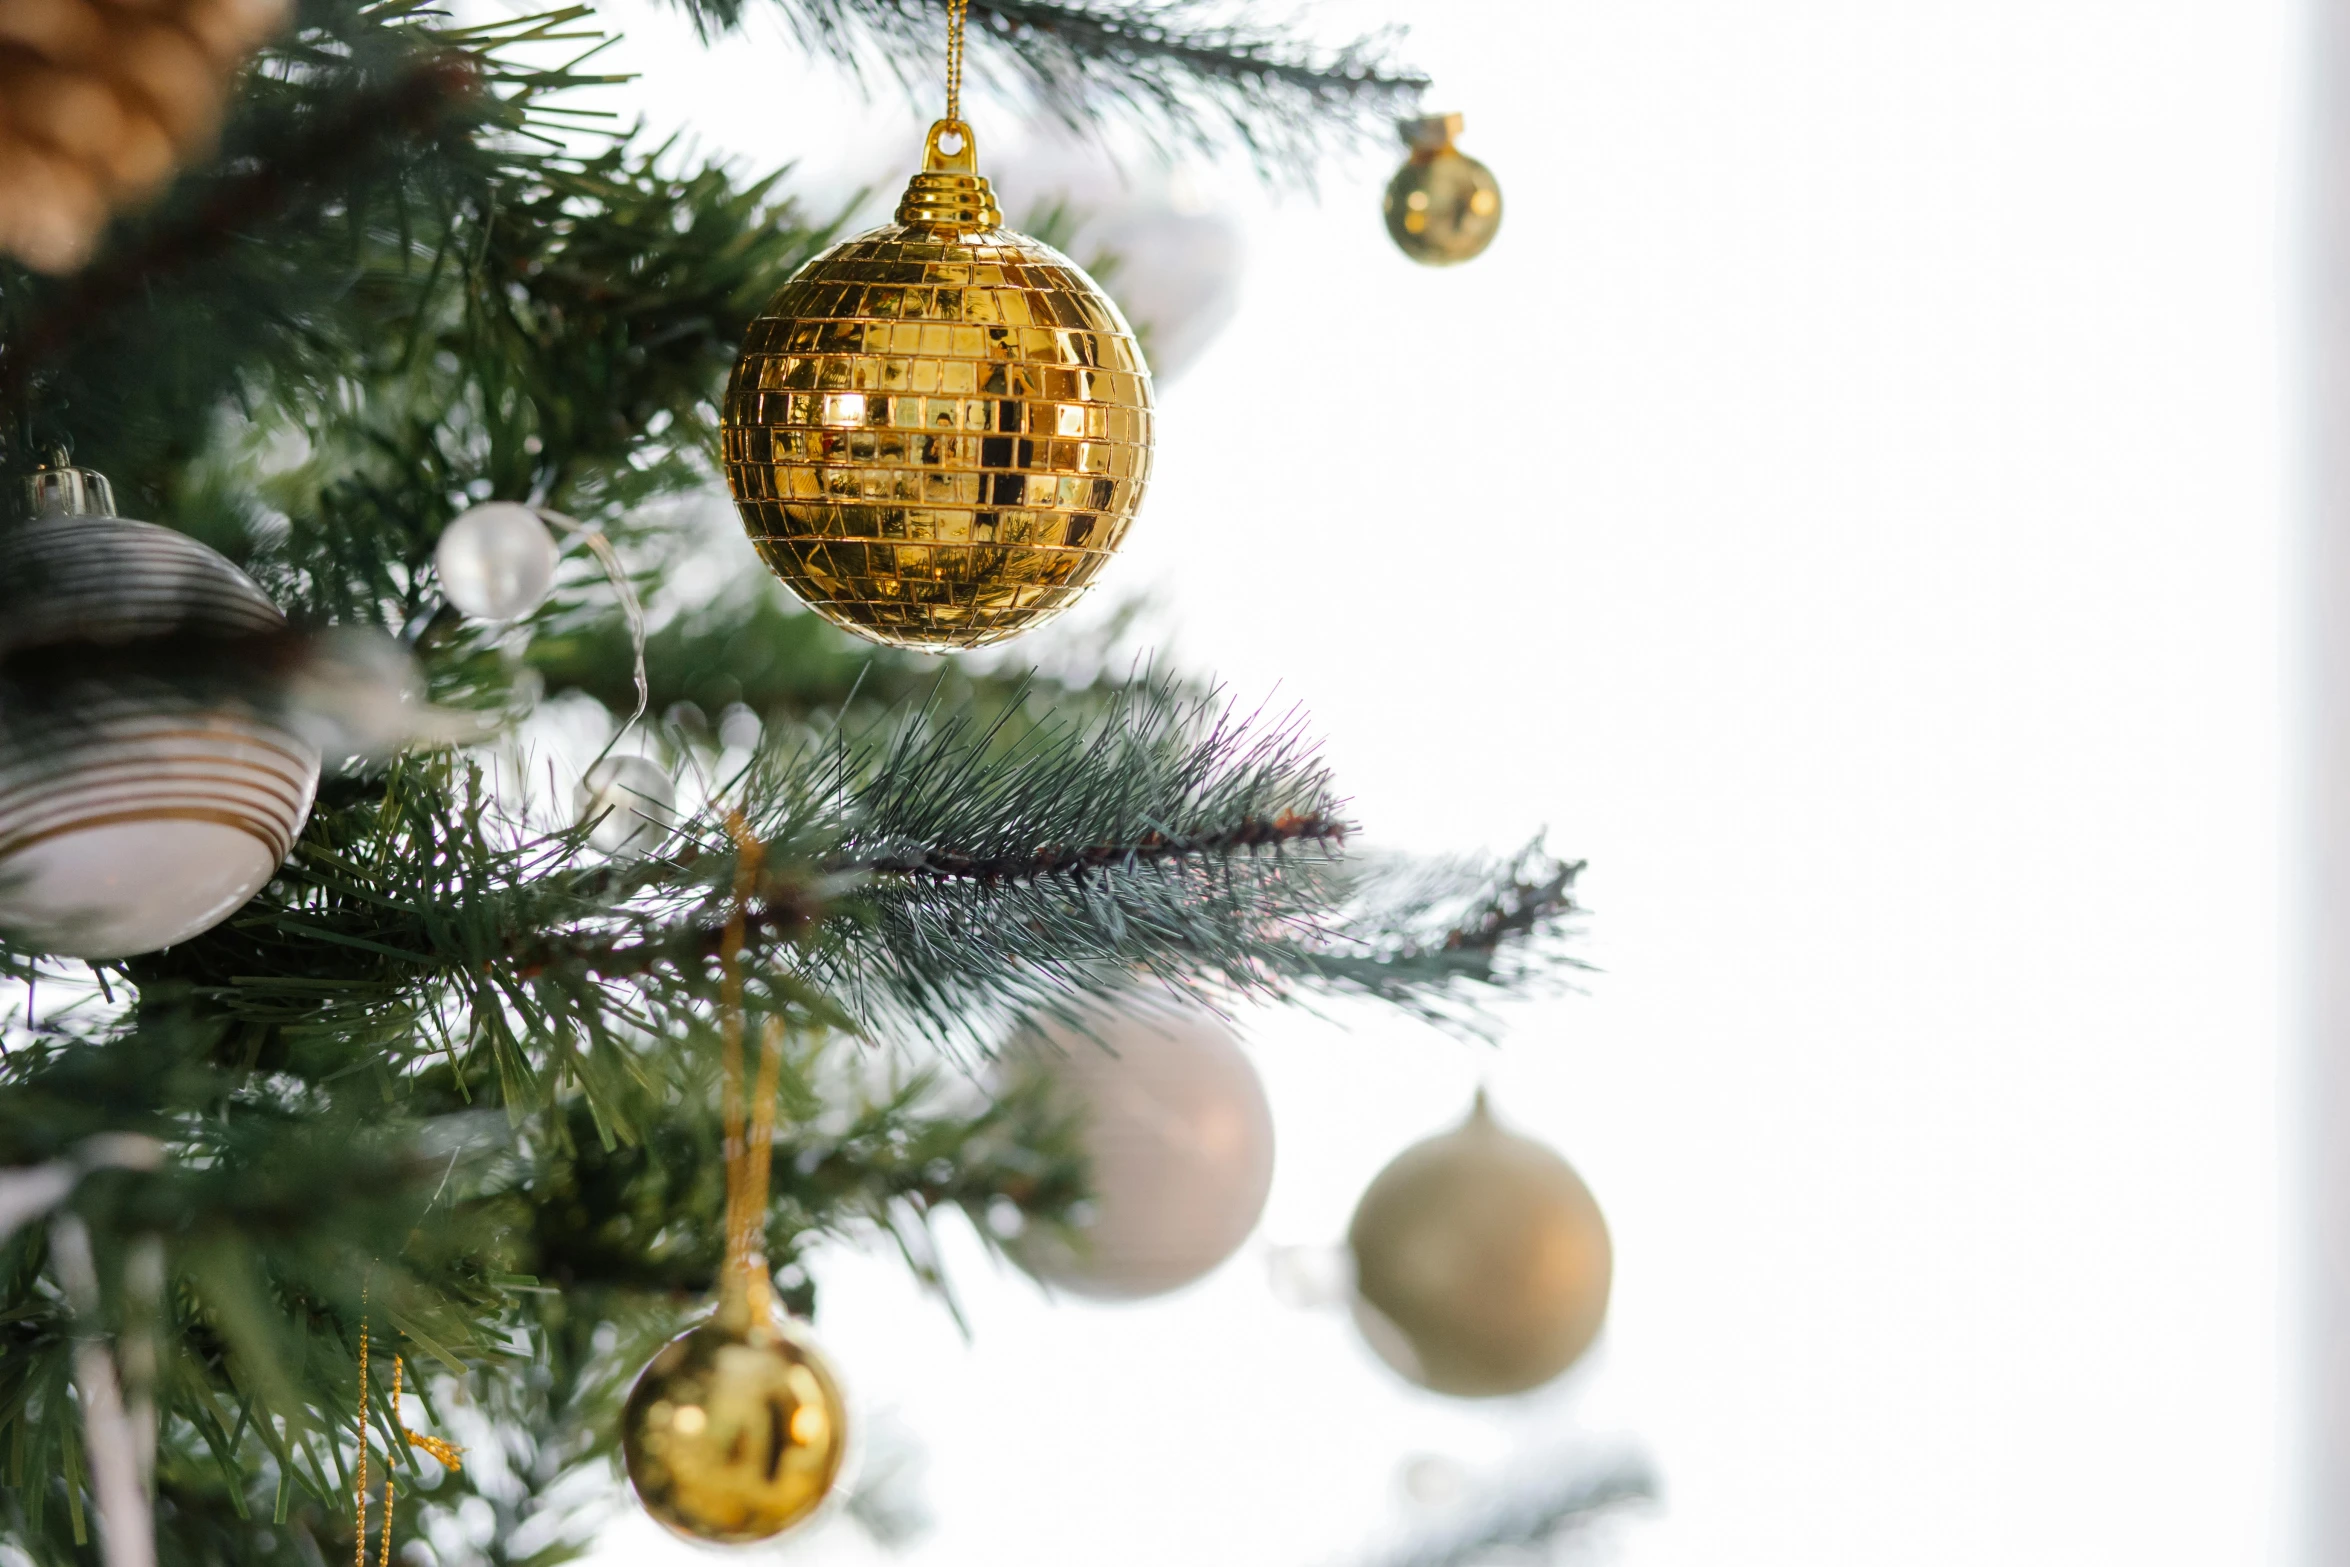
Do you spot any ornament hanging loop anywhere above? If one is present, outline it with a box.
[923,117,978,173]
[1399,112,1465,159]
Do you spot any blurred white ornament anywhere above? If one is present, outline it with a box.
[1398,1454,1473,1510]
[999,1002,1275,1300]
[435,501,559,622]
[282,626,481,756]
[575,755,678,854]
[1265,1242,1354,1310]
[716,702,763,753]
[1347,1093,1612,1399]
[1088,204,1242,383]
[987,144,1243,385]
[841,1408,933,1549]
[0,460,320,959]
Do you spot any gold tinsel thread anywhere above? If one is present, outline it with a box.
[352,1297,462,1567]
[718,0,1153,650]
[1383,113,1503,267]
[0,0,292,272]
[618,814,851,1545]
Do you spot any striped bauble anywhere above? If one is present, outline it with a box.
[0,461,320,959]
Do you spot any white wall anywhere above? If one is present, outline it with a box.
[587,2,2299,1562]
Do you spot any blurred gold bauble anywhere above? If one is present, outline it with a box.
[1347,1092,1610,1398]
[621,1297,850,1544]
[720,117,1154,651]
[1383,114,1503,267]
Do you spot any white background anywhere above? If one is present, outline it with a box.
[578,3,2302,1563]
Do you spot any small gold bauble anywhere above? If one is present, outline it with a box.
[1347,1092,1610,1398]
[621,1298,850,1544]
[721,118,1154,651]
[1382,114,1503,267]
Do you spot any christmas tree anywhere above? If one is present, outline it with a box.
[0,3,1584,1562]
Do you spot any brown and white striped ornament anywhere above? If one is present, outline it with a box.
[0,460,318,959]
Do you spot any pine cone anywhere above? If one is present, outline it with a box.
[0,0,288,273]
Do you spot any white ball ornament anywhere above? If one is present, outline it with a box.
[1347,1092,1613,1399]
[574,755,678,854]
[0,461,321,959]
[999,1003,1275,1301]
[434,501,559,622]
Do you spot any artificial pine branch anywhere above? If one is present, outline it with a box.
[1347,1454,1658,1567]
[0,1020,1088,1565]
[114,678,1576,1069]
[0,0,630,501]
[844,806,1346,880]
[1281,843,1591,1017]
[693,0,1427,166]
[528,573,1184,727]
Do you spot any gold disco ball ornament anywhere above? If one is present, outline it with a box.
[1383,113,1503,266]
[720,117,1154,650]
[621,1294,851,1544]
[1347,1092,1611,1398]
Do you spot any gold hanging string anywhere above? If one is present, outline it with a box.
[376,1372,393,1567]
[944,0,970,123]
[354,1300,464,1567]
[718,814,783,1317]
[391,1353,465,1471]
[740,1015,786,1291]
[353,1314,370,1567]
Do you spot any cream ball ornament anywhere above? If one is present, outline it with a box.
[0,458,320,959]
[1347,1092,1611,1398]
[999,1002,1275,1300]
[434,501,559,622]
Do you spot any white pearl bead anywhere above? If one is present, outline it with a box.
[435,502,559,622]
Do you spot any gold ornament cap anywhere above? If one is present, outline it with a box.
[894,119,1003,233]
[1399,112,1466,158]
